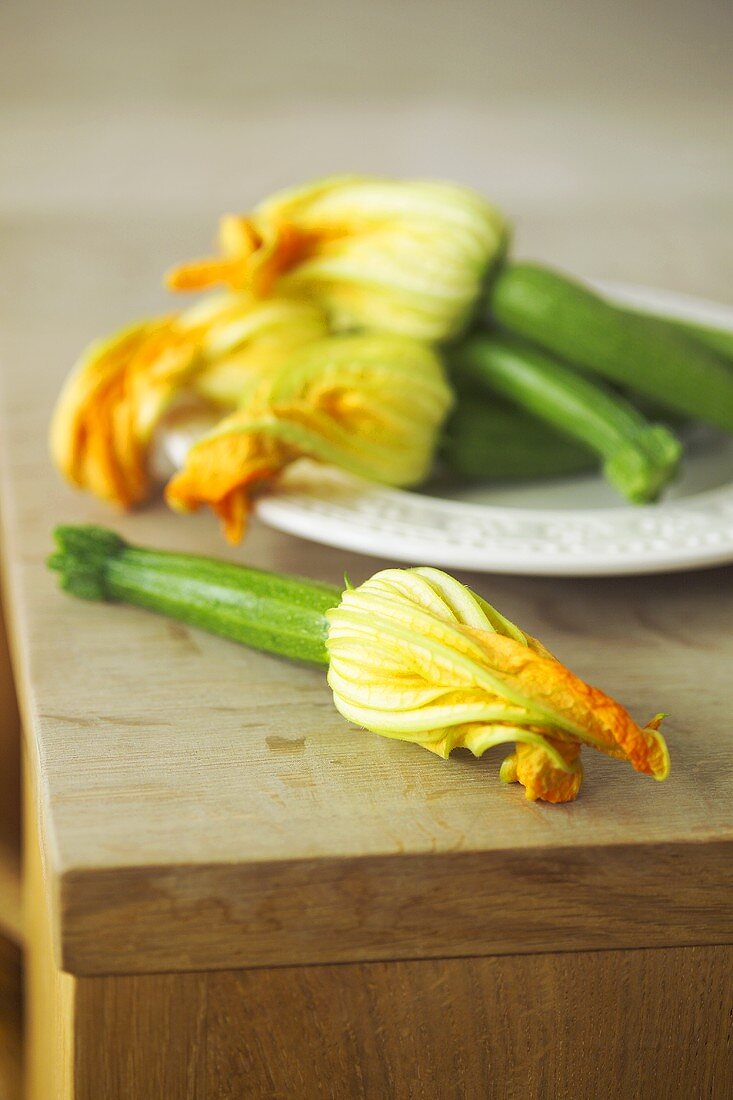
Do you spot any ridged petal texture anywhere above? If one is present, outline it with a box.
[49,294,329,509]
[165,333,453,543]
[167,175,509,341]
[326,567,669,803]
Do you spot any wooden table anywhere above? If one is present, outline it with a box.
[2,3,733,1086]
[0,213,732,1099]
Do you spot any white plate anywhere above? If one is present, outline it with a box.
[254,283,733,576]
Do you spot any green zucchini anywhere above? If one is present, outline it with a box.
[488,263,733,432]
[630,309,733,364]
[48,525,340,665]
[449,334,681,503]
[441,395,596,480]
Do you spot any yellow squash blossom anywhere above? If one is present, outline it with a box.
[166,175,508,342]
[186,294,329,407]
[165,332,453,543]
[50,295,329,509]
[326,567,669,803]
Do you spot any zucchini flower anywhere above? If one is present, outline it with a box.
[166,175,509,342]
[187,295,329,407]
[165,332,453,543]
[50,529,670,806]
[50,295,329,509]
[326,567,670,803]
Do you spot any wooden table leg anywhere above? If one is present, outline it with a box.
[24,760,207,1099]
[0,581,23,1100]
[0,934,22,1100]
[24,753,73,1100]
[0,587,21,948]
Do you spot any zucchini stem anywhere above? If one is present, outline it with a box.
[449,334,681,504]
[48,525,341,666]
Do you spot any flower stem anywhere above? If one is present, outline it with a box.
[48,525,340,666]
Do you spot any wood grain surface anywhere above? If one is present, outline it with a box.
[0,848,21,952]
[0,591,21,947]
[1,219,733,975]
[57,838,733,975]
[30,944,733,1099]
[24,749,73,1100]
[204,945,733,1100]
[0,934,22,1100]
[0,593,19,847]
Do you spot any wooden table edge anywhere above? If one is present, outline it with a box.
[51,835,733,976]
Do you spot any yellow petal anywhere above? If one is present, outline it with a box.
[165,333,452,541]
[500,740,584,804]
[165,414,295,543]
[166,175,509,341]
[50,296,330,512]
[192,299,329,407]
[325,567,670,803]
[50,317,195,508]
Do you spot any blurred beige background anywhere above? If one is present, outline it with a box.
[1,0,731,309]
